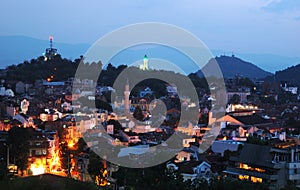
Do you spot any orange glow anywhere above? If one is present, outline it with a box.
[238,175,249,180]
[30,159,46,175]
[49,150,61,172]
[239,163,265,173]
[251,176,263,183]
[240,163,251,170]
[68,140,75,149]
[255,168,266,172]
[96,169,108,186]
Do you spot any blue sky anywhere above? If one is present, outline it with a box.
[0,0,299,57]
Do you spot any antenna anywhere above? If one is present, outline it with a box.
[49,35,53,49]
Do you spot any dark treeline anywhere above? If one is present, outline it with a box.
[3,54,210,94]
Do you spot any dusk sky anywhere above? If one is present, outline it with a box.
[1,0,300,57]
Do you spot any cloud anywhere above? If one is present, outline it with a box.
[262,0,300,12]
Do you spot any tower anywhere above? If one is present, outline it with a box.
[124,80,130,114]
[143,54,148,70]
[44,35,58,61]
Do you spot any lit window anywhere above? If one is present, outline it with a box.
[255,168,266,172]
[238,175,249,180]
[251,176,262,183]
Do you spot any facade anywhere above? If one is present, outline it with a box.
[225,143,300,189]
[216,114,273,138]
[211,140,242,156]
[167,161,212,182]
[175,148,198,163]
[226,91,250,103]
[139,87,153,98]
[166,84,178,97]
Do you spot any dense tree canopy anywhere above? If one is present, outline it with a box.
[7,127,30,176]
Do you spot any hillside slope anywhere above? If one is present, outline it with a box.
[197,55,273,79]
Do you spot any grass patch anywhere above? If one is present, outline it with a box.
[0,174,101,190]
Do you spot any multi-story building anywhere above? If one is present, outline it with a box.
[225,143,300,189]
[27,128,59,175]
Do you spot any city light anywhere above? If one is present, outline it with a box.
[30,159,46,175]
[68,140,75,149]
[49,150,61,173]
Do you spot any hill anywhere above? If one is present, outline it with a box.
[196,55,273,79]
[0,174,100,190]
[1,35,300,74]
[265,64,300,86]
[0,35,89,68]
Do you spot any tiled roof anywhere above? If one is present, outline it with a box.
[231,114,272,126]
[236,143,273,167]
[177,161,204,174]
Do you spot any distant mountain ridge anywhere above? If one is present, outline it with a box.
[212,49,300,73]
[265,64,300,86]
[196,55,273,79]
[0,35,299,76]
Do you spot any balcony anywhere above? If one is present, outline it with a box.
[288,174,300,180]
[230,156,283,169]
[226,167,279,180]
[287,163,300,169]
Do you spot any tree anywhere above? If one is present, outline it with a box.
[133,106,144,121]
[7,127,30,176]
[74,138,88,154]
[0,159,6,180]
[87,151,105,186]
[112,160,186,190]
[59,142,71,176]
[189,176,209,190]
[229,94,241,104]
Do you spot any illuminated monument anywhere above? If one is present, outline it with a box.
[44,35,58,61]
[139,54,149,70]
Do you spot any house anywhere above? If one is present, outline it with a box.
[27,129,50,175]
[0,86,15,97]
[13,113,34,128]
[74,153,92,181]
[166,84,178,97]
[177,122,201,137]
[96,86,115,96]
[119,130,141,144]
[211,140,242,156]
[175,148,198,163]
[226,90,250,103]
[167,161,212,181]
[281,82,298,95]
[117,145,149,159]
[216,114,273,138]
[139,87,153,98]
[5,101,19,117]
[15,81,25,94]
